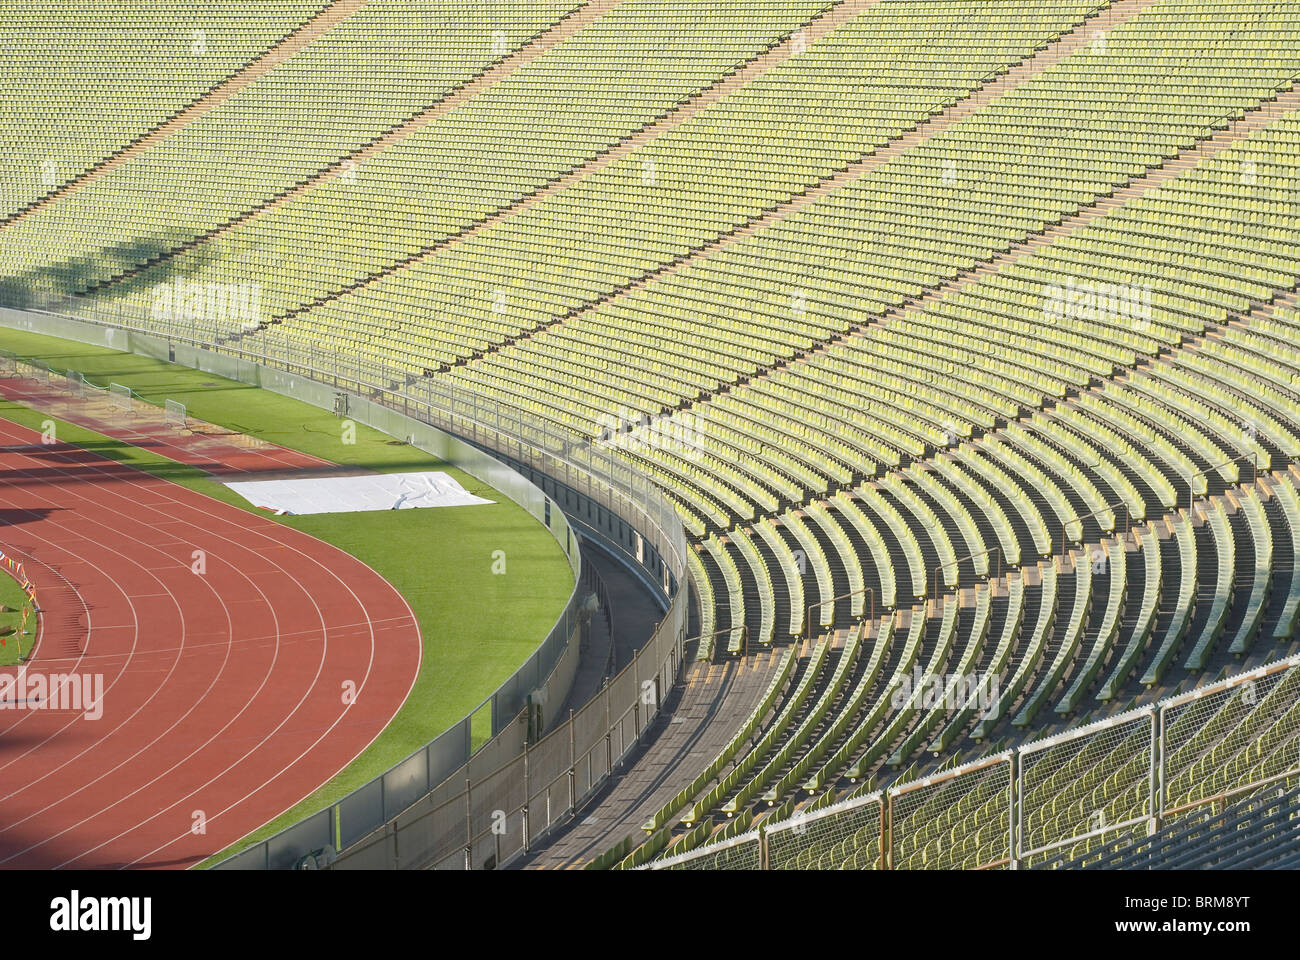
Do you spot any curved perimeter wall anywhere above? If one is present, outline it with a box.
[0,306,689,871]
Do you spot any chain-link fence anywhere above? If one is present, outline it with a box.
[892,755,1013,869]
[653,830,763,870]
[1017,709,1154,867]
[1160,657,1300,820]
[765,793,884,870]
[651,655,1300,869]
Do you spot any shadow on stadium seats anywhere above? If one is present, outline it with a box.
[0,227,200,308]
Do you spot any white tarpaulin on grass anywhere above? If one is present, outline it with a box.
[224,471,494,515]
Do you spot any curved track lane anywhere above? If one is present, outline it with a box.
[0,417,421,868]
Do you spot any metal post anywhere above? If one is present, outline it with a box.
[1005,753,1018,869]
[605,680,613,777]
[1154,705,1166,832]
[464,777,472,870]
[567,709,577,814]
[633,650,641,738]
[1016,748,1026,866]
[887,790,900,870]
[879,796,889,870]
[522,739,531,853]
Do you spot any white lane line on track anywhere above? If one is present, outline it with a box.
[21,617,402,664]
[0,417,421,866]
[0,431,295,866]
[0,551,98,742]
[0,463,209,846]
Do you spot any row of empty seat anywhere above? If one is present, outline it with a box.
[0,0,588,294]
[0,0,330,215]
[81,0,842,321]
[6,0,1300,871]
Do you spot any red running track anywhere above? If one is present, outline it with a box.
[0,377,329,476]
[0,417,421,868]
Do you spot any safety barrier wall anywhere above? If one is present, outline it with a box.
[0,306,688,870]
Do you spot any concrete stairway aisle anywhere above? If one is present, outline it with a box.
[513,643,789,868]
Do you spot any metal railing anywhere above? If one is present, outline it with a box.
[649,654,1300,869]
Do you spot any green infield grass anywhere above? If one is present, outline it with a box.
[0,563,36,667]
[0,326,575,864]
